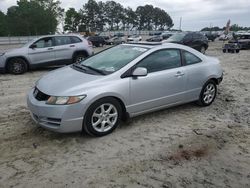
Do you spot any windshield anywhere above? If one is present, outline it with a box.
[22,38,38,47]
[76,45,148,75]
[167,33,186,42]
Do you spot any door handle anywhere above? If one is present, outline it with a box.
[175,71,185,77]
[70,45,75,47]
[47,47,54,50]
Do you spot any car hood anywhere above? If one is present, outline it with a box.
[36,66,106,96]
[5,47,27,55]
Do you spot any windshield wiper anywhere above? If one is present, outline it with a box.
[81,64,106,75]
[72,63,87,71]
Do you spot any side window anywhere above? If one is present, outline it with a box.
[55,36,72,46]
[184,34,192,42]
[183,51,202,65]
[193,33,199,39]
[34,37,53,48]
[137,49,181,73]
[70,36,82,43]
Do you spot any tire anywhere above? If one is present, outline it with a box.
[83,97,122,136]
[73,53,87,64]
[236,49,239,53]
[200,46,206,54]
[7,58,28,74]
[223,49,226,53]
[197,80,217,106]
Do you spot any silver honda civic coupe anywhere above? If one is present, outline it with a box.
[27,43,223,136]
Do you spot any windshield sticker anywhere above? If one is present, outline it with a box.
[132,47,147,52]
[105,67,115,72]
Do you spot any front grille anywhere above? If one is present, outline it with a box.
[33,88,50,101]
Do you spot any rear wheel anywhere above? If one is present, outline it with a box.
[197,80,217,106]
[83,97,122,136]
[7,58,28,74]
[200,46,206,54]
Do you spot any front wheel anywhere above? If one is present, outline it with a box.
[7,58,28,74]
[83,98,122,136]
[197,80,217,106]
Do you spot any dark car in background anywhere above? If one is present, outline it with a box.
[146,35,163,42]
[230,33,250,49]
[161,32,173,40]
[87,36,106,47]
[164,32,209,53]
[204,32,217,41]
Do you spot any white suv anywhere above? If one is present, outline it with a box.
[0,34,93,74]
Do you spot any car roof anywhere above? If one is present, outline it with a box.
[123,42,206,57]
[124,42,162,48]
[38,34,83,38]
[124,42,196,50]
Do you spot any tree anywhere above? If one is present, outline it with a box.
[80,0,100,32]
[136,5,173,30]
[6,0,63,36]
[96,1,106,31]
[64,8,80,32]
[0,11,8,36]
[124,7,137,30]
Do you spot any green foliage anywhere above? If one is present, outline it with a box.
[64,8,80,32]
[201,26,222,31]
[230,24,250,31]
[0,11,7,36]
[1,0,174,35]
[79,0,174,32]
[2,0,63,36]
[201,25,250,32]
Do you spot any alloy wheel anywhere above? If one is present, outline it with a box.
[200,46,206,54]
[75,56,85,63]
[91,103,118,133]
[203,83,216,104]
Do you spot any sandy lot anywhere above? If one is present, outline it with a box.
[0,42,249,188]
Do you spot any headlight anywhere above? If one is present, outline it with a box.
[46,95,86,105]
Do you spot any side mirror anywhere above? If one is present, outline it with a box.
[132,67,148,77]
[30,44,37,49]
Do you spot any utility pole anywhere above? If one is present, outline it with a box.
[179,17,182,31]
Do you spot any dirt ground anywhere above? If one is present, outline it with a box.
[0,42,249,188]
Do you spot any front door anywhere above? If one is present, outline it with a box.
[128,49,187,114]
[28,37,55,65]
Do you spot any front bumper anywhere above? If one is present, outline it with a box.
[0,55,7,73]
[27,88,87,133]
[217,73,223,84]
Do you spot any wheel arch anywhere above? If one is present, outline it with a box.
[5,56,30,71]
[72,50,89,59]
[206,76,222,85]
[85,94,128,122]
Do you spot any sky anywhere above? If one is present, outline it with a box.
[0,0,249,31]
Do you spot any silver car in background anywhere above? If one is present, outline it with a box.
[0,34,93,74]
[27,43,223,136]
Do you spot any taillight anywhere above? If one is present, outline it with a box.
[88,40,92,46]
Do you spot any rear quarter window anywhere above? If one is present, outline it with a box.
[70,36,82,43]
[183,51,202,65]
